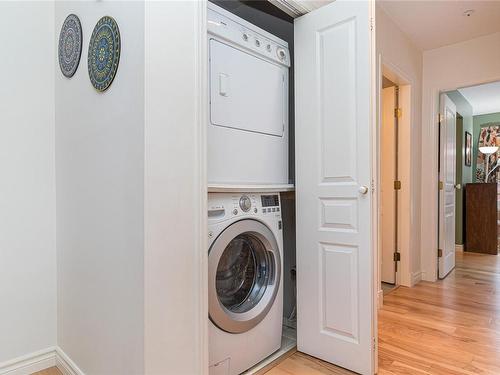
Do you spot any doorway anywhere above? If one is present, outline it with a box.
[438,81,500,276]
[380,77,399,292]
[377,63,414,309]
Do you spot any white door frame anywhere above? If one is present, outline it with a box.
[195,1,209,374]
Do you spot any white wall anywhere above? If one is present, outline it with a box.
[55,2,144,374]
[0,1,56,364]
[421,32,500,281]
[376,6,423,287]
[144,2,208,374]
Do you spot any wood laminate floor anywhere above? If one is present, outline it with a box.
[266,251,500,375]
[31,368,61,375]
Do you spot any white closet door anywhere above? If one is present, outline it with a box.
[438,94,456,279]
[294,1,375,374]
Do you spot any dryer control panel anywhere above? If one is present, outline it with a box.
[208,3,291,67]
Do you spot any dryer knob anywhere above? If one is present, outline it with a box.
[277,48,286,61]
[242,33,249,41]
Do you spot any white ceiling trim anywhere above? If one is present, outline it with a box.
[268,0,333,18]
[269,0,310,17]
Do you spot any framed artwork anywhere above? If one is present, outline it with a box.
[465,131,472,166]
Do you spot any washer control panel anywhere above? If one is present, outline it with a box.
[208,193,281,221]
[260,194,280,214]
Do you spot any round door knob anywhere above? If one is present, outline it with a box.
[454,184,462,190]
[358,185,369,195]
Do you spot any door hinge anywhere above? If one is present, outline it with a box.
[438,248,443,258]
[438,181,444,190]
[395,108,402,118]
[438,113,444,124]
[370,18,374,31]
[394,180,401,190]
[394,251,400,273]
[373,337,376,350]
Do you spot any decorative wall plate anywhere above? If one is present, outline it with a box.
[88,16,121,92]
[58,14,83,78]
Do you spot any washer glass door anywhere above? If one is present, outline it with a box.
[209,219,281,333]
[217,233,271,313]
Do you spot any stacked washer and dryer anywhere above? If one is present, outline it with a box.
[207,3,291,375]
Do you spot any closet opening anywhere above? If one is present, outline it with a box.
[206,1,297,374]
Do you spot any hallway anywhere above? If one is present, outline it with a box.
[266,251,500,375]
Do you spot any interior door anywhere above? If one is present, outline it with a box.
[438,94,457,279]
[295,1,375,374]
[381,86,396,284]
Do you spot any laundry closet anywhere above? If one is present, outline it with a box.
[204,1,376,374]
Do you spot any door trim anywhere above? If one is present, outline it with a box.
[195,1,209,374]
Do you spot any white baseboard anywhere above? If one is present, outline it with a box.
[411,271,422,286]
[455,244,464,252]
[0,347,56,375]
[0,347,84,375]
[377,289,384,309]
[55,347,84,375]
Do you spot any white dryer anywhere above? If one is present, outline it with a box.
[207,3,290,186]
[208,192,283,375]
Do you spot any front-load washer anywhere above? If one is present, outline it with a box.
[208,192,283,375]
[207,3,290,186]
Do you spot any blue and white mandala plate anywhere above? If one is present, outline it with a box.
[58,14,83,78]
[88,16,121,92]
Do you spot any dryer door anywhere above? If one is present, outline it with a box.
[209,39,287,137]
[208,219,281,333]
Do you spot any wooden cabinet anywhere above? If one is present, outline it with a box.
[465,183,498,254]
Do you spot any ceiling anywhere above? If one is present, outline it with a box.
[378,0,500,51]
[459,81,500,116]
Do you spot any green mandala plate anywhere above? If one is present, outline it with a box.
[88,16,120,92]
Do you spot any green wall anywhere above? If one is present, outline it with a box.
[446,91,473,245]
[472,112,500,182]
